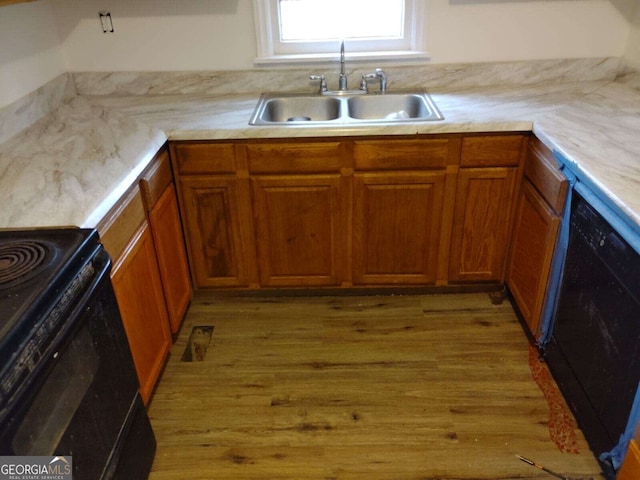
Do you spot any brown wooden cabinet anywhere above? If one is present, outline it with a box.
[449,167,519,282]
[147,187,191,333]
[171,142,257,288]
[353,171,446,285]
[449,135,525,283]
[98,179,175,405]
[508,181,560,333]
[140,147,192,334]
[252,174,347,286]
[0,0,36,6]
[110,223,172,405]
[98,182,172,405]
[352,137,457,286]
[179,175,256,287]
[170,134,527,290]
[507,137,568,335]
[618,439,640,480]
[246,141,348,287]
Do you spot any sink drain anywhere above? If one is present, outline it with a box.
[287,116,312,122]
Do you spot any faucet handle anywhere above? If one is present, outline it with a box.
[362,69,388,93]
[375,69,388,93]
[360,73,377,93]
[309,74,328,93]
[359,75,368,92]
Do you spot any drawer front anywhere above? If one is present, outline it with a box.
[98,184,146,262]
[525,137,568,214]
[460,135,526,167]
[246,142,343,173]
[140,147,173,211]
[353,138,451,170]
[170,142,236,174]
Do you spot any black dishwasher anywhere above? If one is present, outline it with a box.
[546,190,640,475]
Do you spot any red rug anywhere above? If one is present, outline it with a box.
[528,344,580,454]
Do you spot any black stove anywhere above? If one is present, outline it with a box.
[0,227,155,480]
[0,228,98,348]
[0,228,99,332]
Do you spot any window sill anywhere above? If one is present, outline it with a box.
[254,50,431,67]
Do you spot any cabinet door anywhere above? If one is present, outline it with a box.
[251,174,346,286]
[111,224,171,405]
[179,176,255,288]
[148,186,192,334]
[449,167,518,282]
[353,171,446,285]
[507,180,560,335]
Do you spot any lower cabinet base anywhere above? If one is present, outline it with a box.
[189,283,507,299]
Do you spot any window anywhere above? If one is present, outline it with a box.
[253,0,428,64]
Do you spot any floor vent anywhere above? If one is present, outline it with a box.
[181,326,214,362]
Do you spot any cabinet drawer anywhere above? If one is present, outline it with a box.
[98,184,146,262]
[460,135,526,167]
[246,142,343,173]
[170,142,236,174]
[140,146,173,211]
[353,138,451,170]
[525,137,568,214]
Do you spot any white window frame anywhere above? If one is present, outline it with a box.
[253,0,429,65]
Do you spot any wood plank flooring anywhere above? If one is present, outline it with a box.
[147,293,603,479]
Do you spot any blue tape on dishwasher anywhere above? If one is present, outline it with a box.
[558,154,640,254]
[537,151,575,347]
[539,150,640,345]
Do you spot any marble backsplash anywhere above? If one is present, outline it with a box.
[0,57,623,146]
[72,57,622,96]
[614,67,640,90]
[0,73,76,145]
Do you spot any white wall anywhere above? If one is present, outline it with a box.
[50,0,630,72]
[52,0,257,71]
[427,0,630,63]
[624,3,640,69]
[0,0,65,107]
[0,0,635,110]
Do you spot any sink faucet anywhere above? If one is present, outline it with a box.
[338,40,348,91]
[309,74,327,93]
[374,68,387,93]
[361,69,388,94]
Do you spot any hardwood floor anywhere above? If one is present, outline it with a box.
[147,293,603,479]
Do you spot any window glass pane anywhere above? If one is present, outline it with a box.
[279,0,404,42]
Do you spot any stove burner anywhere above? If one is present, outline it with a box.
[0,241,50,288]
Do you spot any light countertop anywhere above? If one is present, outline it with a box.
[1,74,639,229]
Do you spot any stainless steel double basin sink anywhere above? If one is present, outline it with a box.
[249,91,443,125]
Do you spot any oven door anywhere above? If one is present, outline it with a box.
[0,250,155,479]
